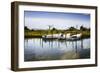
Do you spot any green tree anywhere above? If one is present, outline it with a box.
[80,26,90,31]
[25,26,29,30]
[68,27,77,31]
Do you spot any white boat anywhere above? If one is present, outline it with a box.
[42,34,60,39]
[42,33,82,40]
[71,33,82,38]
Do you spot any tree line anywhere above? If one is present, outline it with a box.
[25,25,90,31]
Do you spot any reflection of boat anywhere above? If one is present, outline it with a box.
[42,33,82,41]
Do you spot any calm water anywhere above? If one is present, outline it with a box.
[24,38,90,61]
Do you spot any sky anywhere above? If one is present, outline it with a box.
[24,11,90,30]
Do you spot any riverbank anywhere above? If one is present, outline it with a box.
[25,30,90,39]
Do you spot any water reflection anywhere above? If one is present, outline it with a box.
[24,38,90,61]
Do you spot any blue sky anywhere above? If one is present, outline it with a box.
[24,11,90,30]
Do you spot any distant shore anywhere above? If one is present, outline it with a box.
[25,30,90,39]
[24,25,90,39]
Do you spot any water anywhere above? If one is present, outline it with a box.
[24,38,90,61]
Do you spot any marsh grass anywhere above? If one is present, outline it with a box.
[25,30,90,39]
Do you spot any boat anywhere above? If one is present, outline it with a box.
[42,33,82,41]
[42,34,60,40]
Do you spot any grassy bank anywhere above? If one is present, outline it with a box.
[25,30,90,39]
